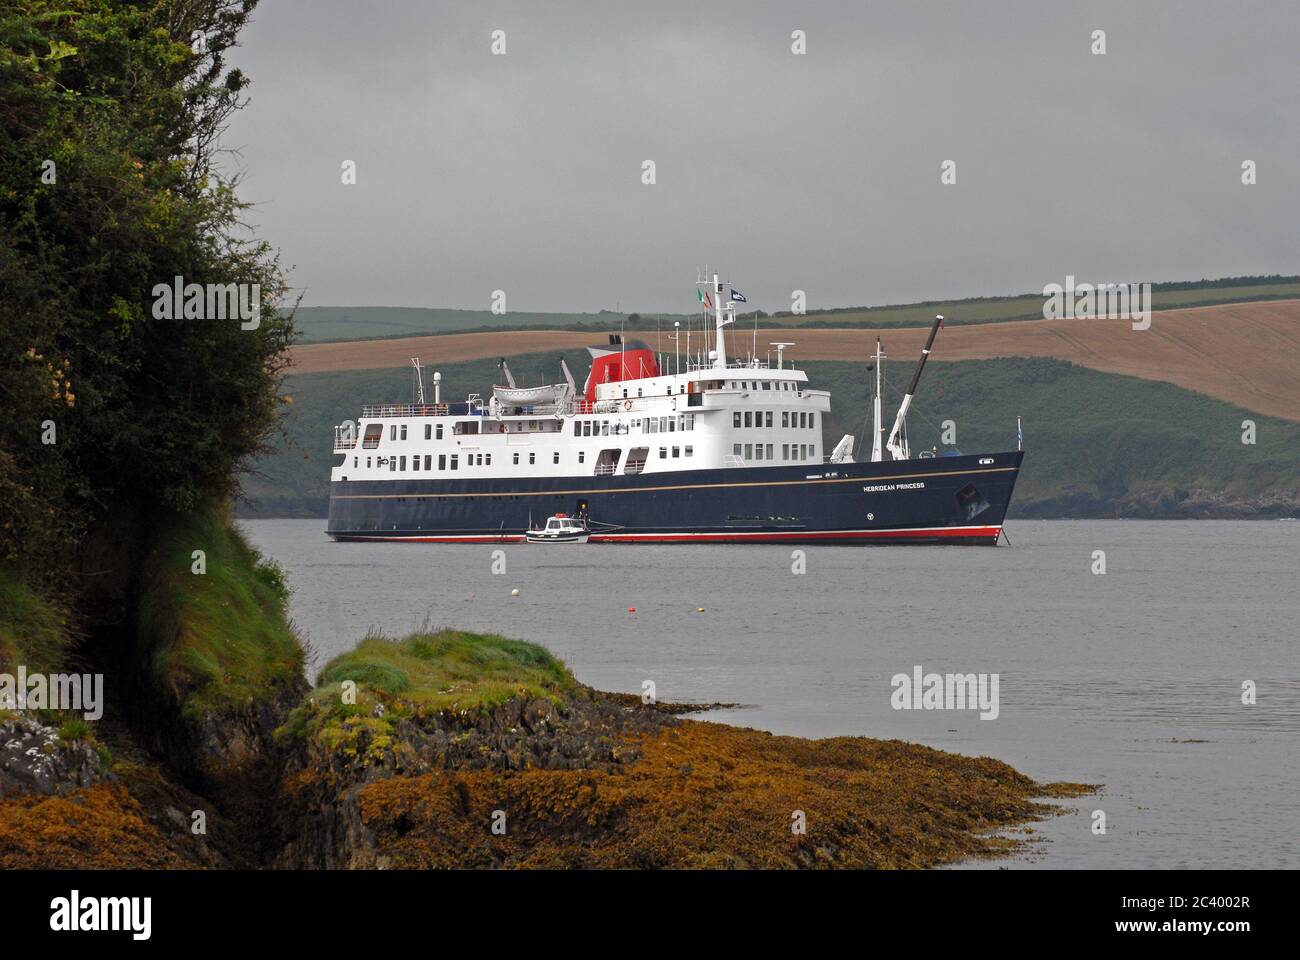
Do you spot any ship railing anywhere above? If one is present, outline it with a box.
[332,425,357,452]
[593,463,618,476]
[359,402,454,418]
[722,454,746,468]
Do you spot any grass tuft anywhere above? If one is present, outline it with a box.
[135,505,305,718]
[279,628,576,754]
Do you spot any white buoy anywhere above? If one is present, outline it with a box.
[511,588,520,597]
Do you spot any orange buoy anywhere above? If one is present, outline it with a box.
[628,606,636,613]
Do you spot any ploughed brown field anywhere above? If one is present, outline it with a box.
[288,299,1300,422]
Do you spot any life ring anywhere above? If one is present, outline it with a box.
[623,399,632,411]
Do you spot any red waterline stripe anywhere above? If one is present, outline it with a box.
[588,526,1001,543]
[336,526,1001,544]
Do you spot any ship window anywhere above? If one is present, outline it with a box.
[637,388,643,397]
[762,381,771,390]
[400,456,407,470]
[668,418,675,432]
[367,458,372,468]
[450,455,458,470]
[513,453,519,465]
[754,445,763,461]
[573,420,581,436]
[553,451,560,464]
[765,412,773,428]
[602,421,610,436]
[486,454,491,466]
[672,446,680,458]
[782,412,789,427]
[353,457,358,467]
[425,424,431,440]
[436,424,443,440]
[438,454,446,470]
[744,444,753,459]
[412,457,419,471]
[389,425,397,441]
[782,444,789,460]
[626,447,649,474]
[744,411,752,428]
[733,412,741,428]
[767,444,774,459]
[389,458,397,472]
[529,452,535,464]
[798,412,806,428]
[685,445,693,457]
[400,425,408,440]
[809,412,815,428]
[659,447,667,458]
[578,451,585,463]
[425,455,432,470]
[733,444,742,457]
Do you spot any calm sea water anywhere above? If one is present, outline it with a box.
[240,518,1299,869]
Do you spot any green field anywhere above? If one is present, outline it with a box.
[290,276,1300,342]
[238,353,1300,520]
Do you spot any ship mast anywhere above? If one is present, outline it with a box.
[870,338,885,462]
[410,357,426,403]
[697,270,735,370]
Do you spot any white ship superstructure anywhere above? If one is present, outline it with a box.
[326,272,1024,545]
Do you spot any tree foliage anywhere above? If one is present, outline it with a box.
[0,0,292,583]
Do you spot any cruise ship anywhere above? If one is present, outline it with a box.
[326,274,1023,544]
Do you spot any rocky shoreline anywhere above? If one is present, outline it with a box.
[0,644,1093,870]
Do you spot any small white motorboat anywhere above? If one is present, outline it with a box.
[525,513,590,544]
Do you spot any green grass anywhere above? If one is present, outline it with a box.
[0,568,71,674]
[135,505,305,717]
[767,278,1300,329]
[290,276,1300,341]
[277,628,577,757]
[290,306,628,343]
[238,352,1300,519]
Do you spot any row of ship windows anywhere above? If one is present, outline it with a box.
[574,414,696,437]
[366,409,805,449]
[733,410,816,429]
[734,443,818,462]
[352,446,698,472]
[728,380,799,392]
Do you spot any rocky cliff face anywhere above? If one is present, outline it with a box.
[272,688,679,868]
[0,715,110,798]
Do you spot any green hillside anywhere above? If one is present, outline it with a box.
[291,276,1300,342]
[238,353,1299,520]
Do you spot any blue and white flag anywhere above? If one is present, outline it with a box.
[731,289,746,303]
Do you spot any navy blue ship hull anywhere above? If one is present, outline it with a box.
[326,451,1023,545]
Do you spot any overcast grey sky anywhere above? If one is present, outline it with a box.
[224,0,1300,314]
